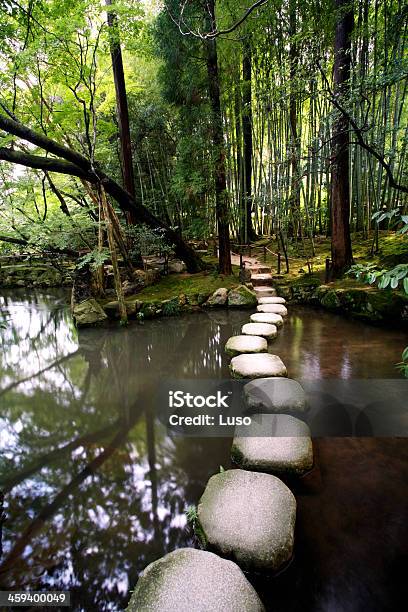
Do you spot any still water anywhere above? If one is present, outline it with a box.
[0,290,406,611]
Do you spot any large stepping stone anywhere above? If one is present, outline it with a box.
[242,322,277,340]
[250,312,284,327]
[258,296,286,305]
[225,335,267,356]
[254,286,277,298]
[197,469,296,572]
[126,548,265,612]
[244,377,308,414]
[232,414,313,477]
[257,304,288,316]
[230,353,287,379]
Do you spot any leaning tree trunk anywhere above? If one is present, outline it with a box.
[330,0,354,276]
[205,0,232,275]
[0,115,204,272]
[242,37,256,243]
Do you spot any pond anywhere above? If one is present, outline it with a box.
[0,290,407,611]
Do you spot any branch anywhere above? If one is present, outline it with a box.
[0,114,91,170]
[166,0,269,39]
[0,147,89,179]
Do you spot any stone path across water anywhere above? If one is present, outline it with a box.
[128,259,314,610]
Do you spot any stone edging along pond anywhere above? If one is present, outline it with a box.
[275,275,408,325]
[72,277,408,327]
[72,284,259,327]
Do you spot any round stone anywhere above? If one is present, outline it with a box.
[225,335,267,356]
[257,304,288,316]
[241,322,277,340]
[250,312,284,327]
[258,296,286,305]
[244,378,307,414]
[126,548,265,612]
[232,414,314,476]
[197,469,296,572]
[230,353,287,379]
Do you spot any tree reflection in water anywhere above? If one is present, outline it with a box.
[0,290,235,610]
[0,290,405,611]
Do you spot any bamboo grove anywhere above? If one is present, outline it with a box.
[0,0,407,278]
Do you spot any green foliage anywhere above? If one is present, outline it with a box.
[126,224,174,260]
[185,504,207,548]
[348,207,408,376]
[347,263,408,292]
[349,208,408,292]
[397,346,408,379]
[77,248,111,271]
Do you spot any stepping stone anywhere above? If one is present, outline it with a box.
[197,469,296,573]
[232,414,314,477]
[126,548,265,612]
[225,335,267,356]
[254,286,276,298]
[250,312,284,327]
[244,377,308,414]
[258,296,286,305]
[251,273,273,287]
[230,353,287,379]
[242,322,277,340]
[257,304,288,316]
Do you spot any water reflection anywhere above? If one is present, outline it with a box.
[0,290,406,611]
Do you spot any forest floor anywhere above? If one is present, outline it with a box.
[135,231,407,303]
[251,230,407,285]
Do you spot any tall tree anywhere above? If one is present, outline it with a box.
[106,0,136,223]
[242,37,256,242]
[205,0,232,275]
[288,0,301,239]
[330,0,354,275]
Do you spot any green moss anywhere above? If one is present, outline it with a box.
[289,274,321,287]
[134,271,239,303]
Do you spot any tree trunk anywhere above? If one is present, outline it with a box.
[0,116,204,272]
[242,38,256,243]
[288,0,301,239]
[100,187,128,325]
[205,0,232,275]
[330,0,354,276]
[106,1,136,214]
